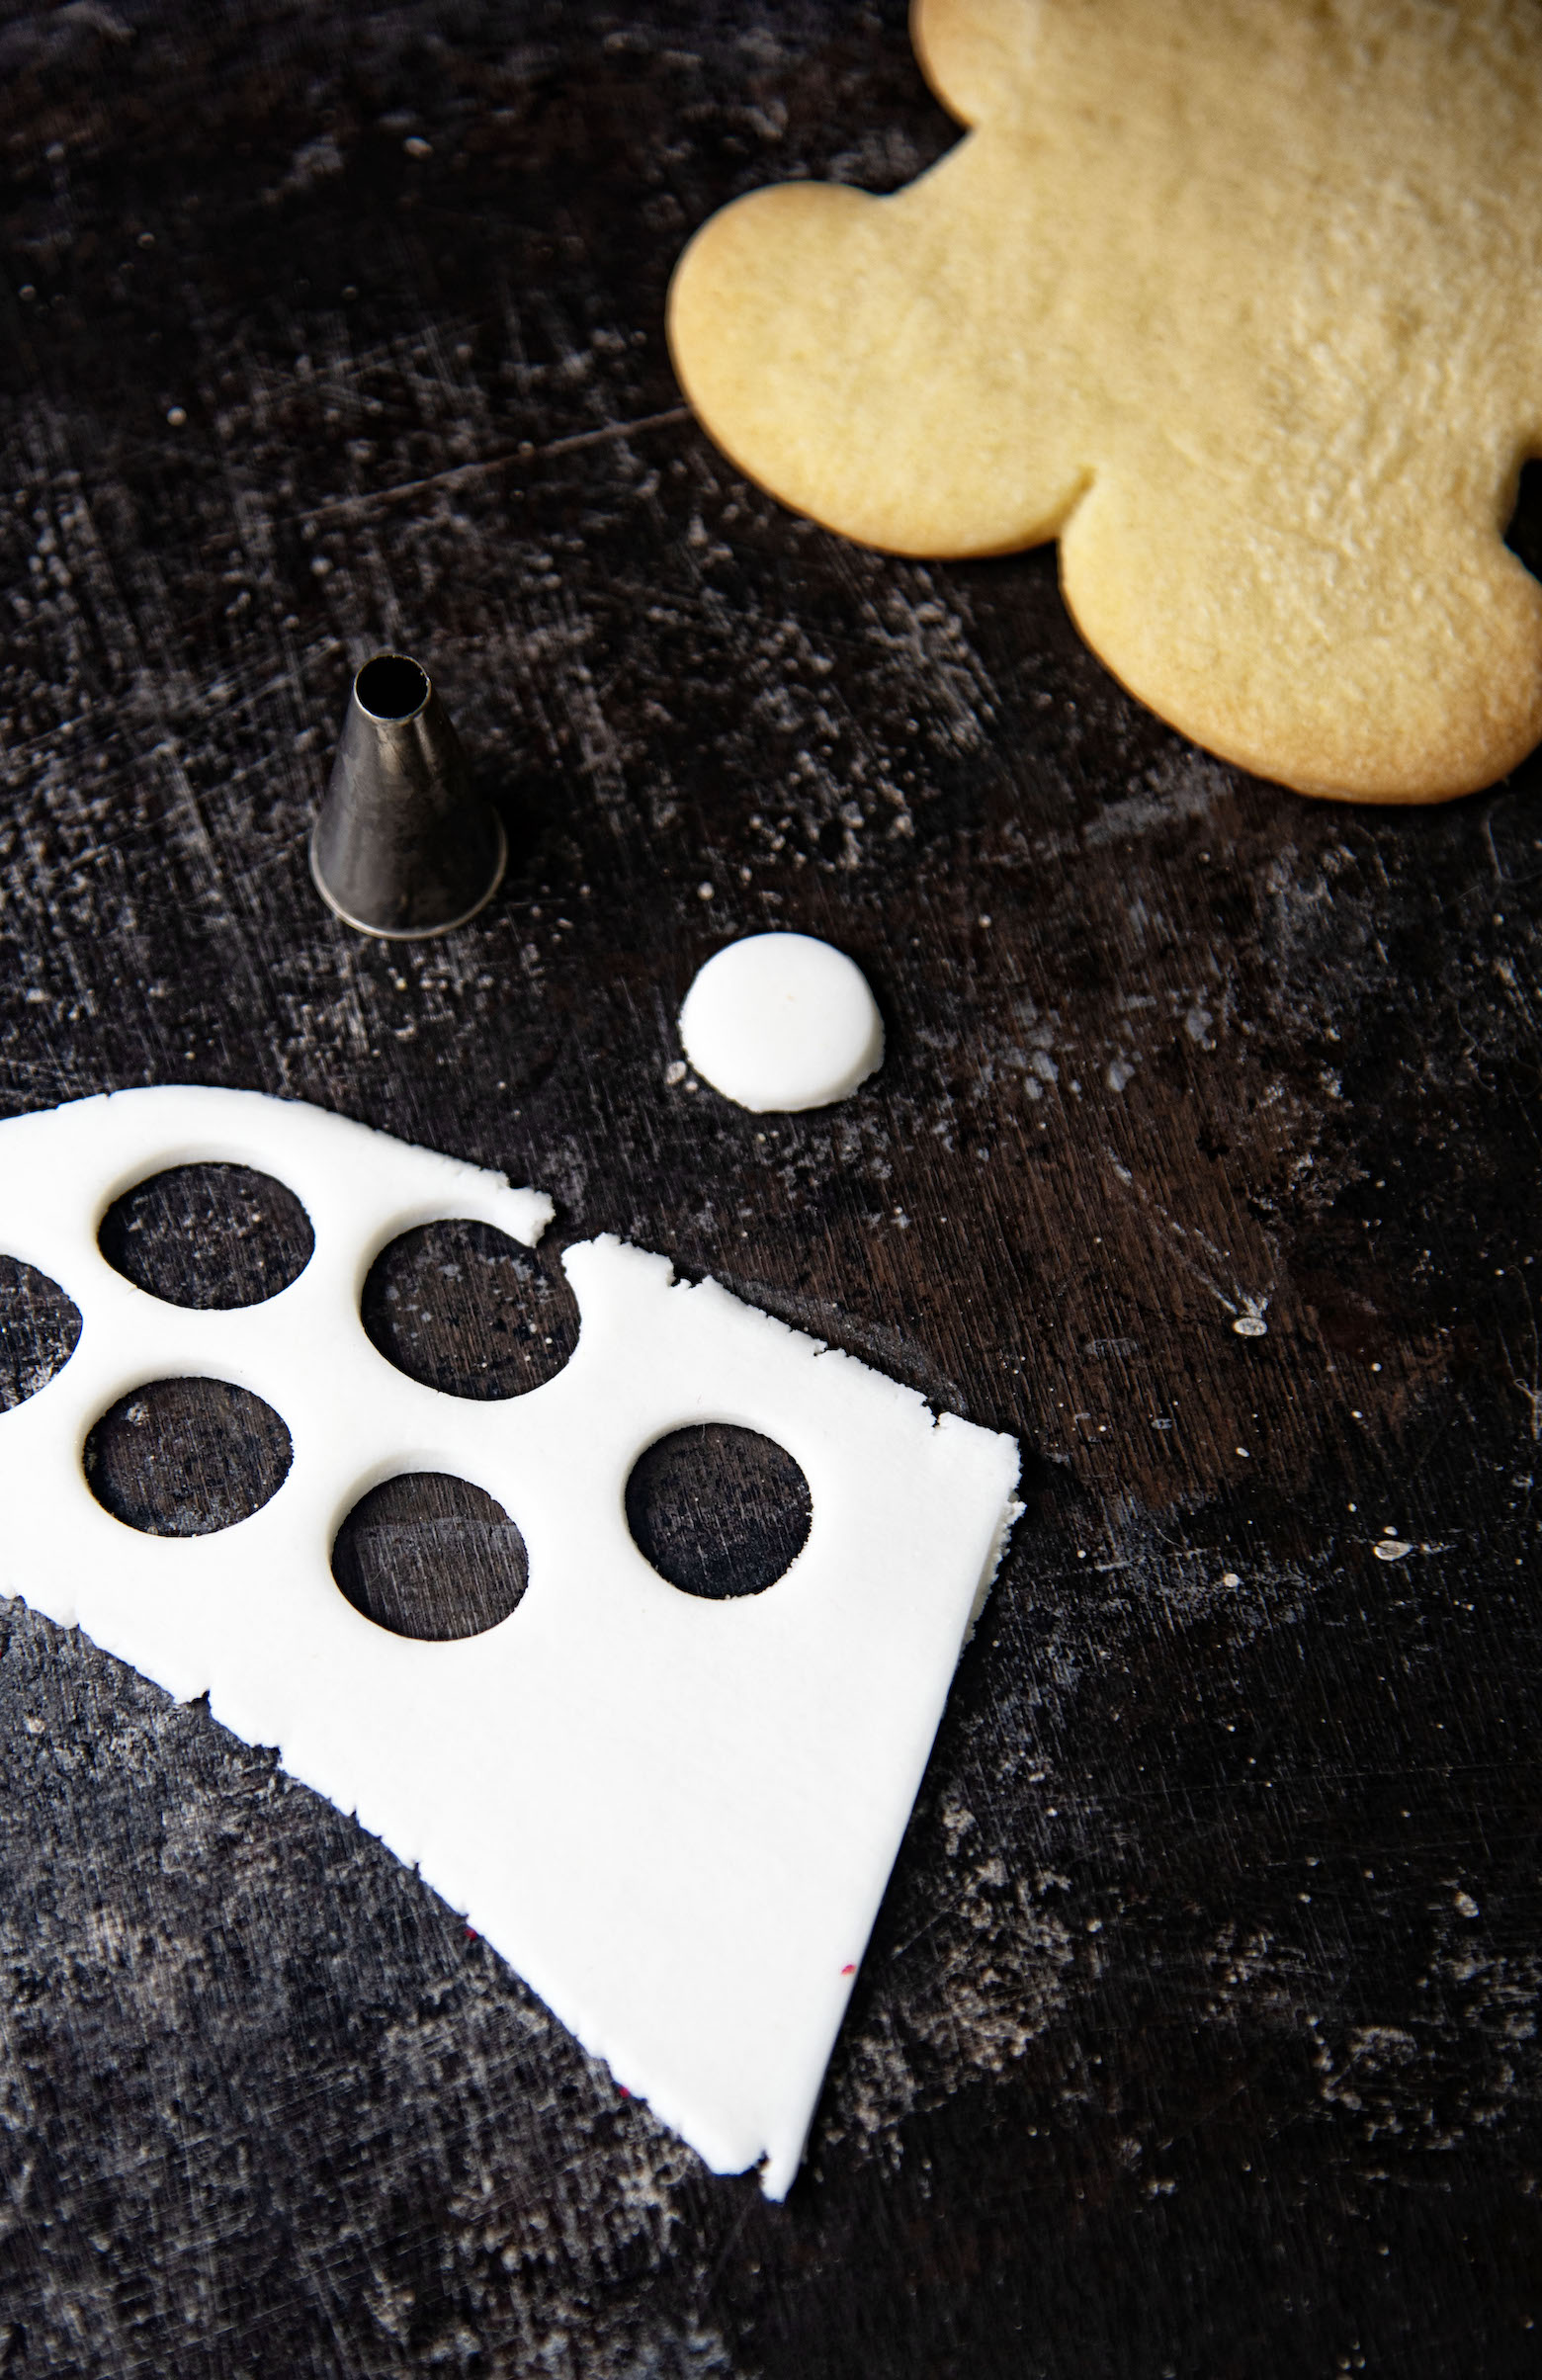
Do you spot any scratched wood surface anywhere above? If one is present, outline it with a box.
[1,4,1540,2373]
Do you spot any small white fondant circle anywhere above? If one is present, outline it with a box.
[679,933,885,1114]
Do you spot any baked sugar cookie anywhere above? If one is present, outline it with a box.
[667,0,1542,803]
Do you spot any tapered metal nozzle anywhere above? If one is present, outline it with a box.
[309,652,506,938]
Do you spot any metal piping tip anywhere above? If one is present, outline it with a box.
[309,652,506,938]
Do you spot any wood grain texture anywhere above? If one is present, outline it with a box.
[0,4,1539,2373]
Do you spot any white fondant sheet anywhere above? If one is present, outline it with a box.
[0,1087,1021,2196]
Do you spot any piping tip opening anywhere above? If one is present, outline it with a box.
[354,652,431,724]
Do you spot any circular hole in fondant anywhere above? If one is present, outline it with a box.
[84,1379,293,1535]
[0,1257,82,1410]
[362,1220,577,1400]
[331,1472,528,1641]
[99,1164,313,1311]
[625,1424,812,1599]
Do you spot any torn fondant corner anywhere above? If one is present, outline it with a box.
[0,1086,1022,2197]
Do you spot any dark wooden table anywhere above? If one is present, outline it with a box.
[2,5,1539,2372]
